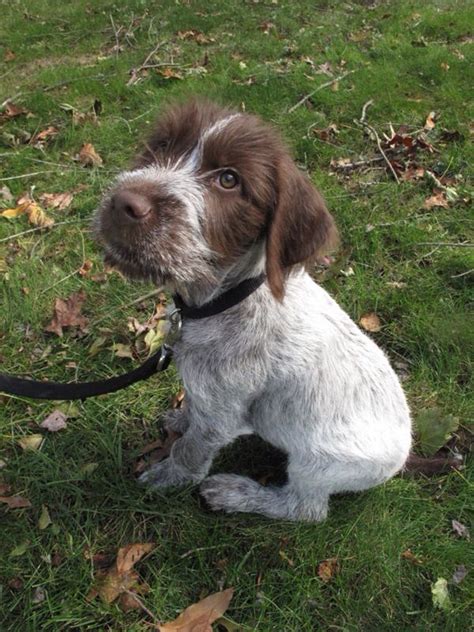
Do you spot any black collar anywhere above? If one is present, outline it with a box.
[173,274,266,320]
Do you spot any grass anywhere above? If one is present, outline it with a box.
[0,0,473,629]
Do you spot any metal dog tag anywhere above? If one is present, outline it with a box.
[163,307,182,348]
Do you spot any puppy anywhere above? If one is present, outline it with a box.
[95,99,411,522]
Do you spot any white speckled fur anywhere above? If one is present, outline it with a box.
[109,114,412,522]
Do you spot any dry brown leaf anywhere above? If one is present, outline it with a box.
[177,29,214,44]
[313,124,339,141]
[424,190,449,209]
[424,111,437,130]
[39,192,73,211]
[1,198,54,228]
[44,290,89,337]
[317,558,339,582]
[1,102,29,120]
[401,549,423,564]
[78,259,93,276]
[4,49,16,62]
[157,67,183,80]
[158,588,234,632]
[30,126,59,146]
[77,142,103,167]
[0,495,32,509]
[400,166,425,181]
[40,410,68,432]
[359,312,382,332]
[171,389,185,410]
[88,542,155,605]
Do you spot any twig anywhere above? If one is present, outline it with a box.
[288,70,356,113]
[127,40,167,86]
[0,170,56,181]
[359,99,374,123]
[360,120,400,183]
[417,242,473,248]
[450,269,473,279]
[122,589,160,625]
[42,74,106,93]
[126,287,165,307]
[332,156,385,171]
[1,93,23,109]
[0,219,88,243]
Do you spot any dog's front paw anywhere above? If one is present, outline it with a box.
[139,458,195,488]
[200,474,263,514]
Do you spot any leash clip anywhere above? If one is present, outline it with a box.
[163,307,182,348]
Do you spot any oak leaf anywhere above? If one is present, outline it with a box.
[158,588,234,632]
[44,290,89,337]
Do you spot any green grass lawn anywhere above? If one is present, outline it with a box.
[0,0,472,629]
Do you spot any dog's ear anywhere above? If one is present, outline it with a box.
[266,155,338,299]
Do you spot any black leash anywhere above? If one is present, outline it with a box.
[0,275,266,401]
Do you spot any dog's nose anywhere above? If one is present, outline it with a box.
[113,191,152,220]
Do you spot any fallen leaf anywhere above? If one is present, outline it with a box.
[452,565,468,585]
[78,259,93,276]
[80,462,99,476]
[171,389,185,410]
[0,495,32,509]
[158,588,234,632]
[1,102,29,120]
[401,549,423,564]
[44,290,89,337]
[8,577,23,590]
[359,312,382,332]
[431,577,451,611]
[415,408,459,456]
[400,165,425,181]
[424,190,449,209]
[451,519,470,540]
[177,29,214,44]
[157,67,183,80]
[4,49,15,62]
[279,550,295,567]
[38,504,52,529]
[424,111,437,130]
[258,20,275,34]
[1,198,54,228]
[39,191,73,210]
[313,124,339,141]
[30,126,59,146]
[10,541,30,556]
[317,558,339,582]
[18,434,44,451]
[0,185,13,202]
[111,343,134,359]
[76,142,103,167]
[32,586,46,604]
[40,410,68,432]
[0,481,11,494]
[119,591,143,611]
[440,62,450,71]
[88,542,154,605]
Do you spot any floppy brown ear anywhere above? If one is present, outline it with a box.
[266,157,338,299]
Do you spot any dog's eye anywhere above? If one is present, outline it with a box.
[218,170,239,189]
[156,139,169,150]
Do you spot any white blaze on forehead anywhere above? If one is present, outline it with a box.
[114,114,241,229]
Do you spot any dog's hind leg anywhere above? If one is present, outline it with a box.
[200,453,398,521]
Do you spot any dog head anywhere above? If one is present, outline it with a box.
[95,99,337,300]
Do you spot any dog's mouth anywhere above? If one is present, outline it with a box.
[101,239,172,284]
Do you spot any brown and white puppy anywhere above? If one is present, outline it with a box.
[95,99,411,522]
